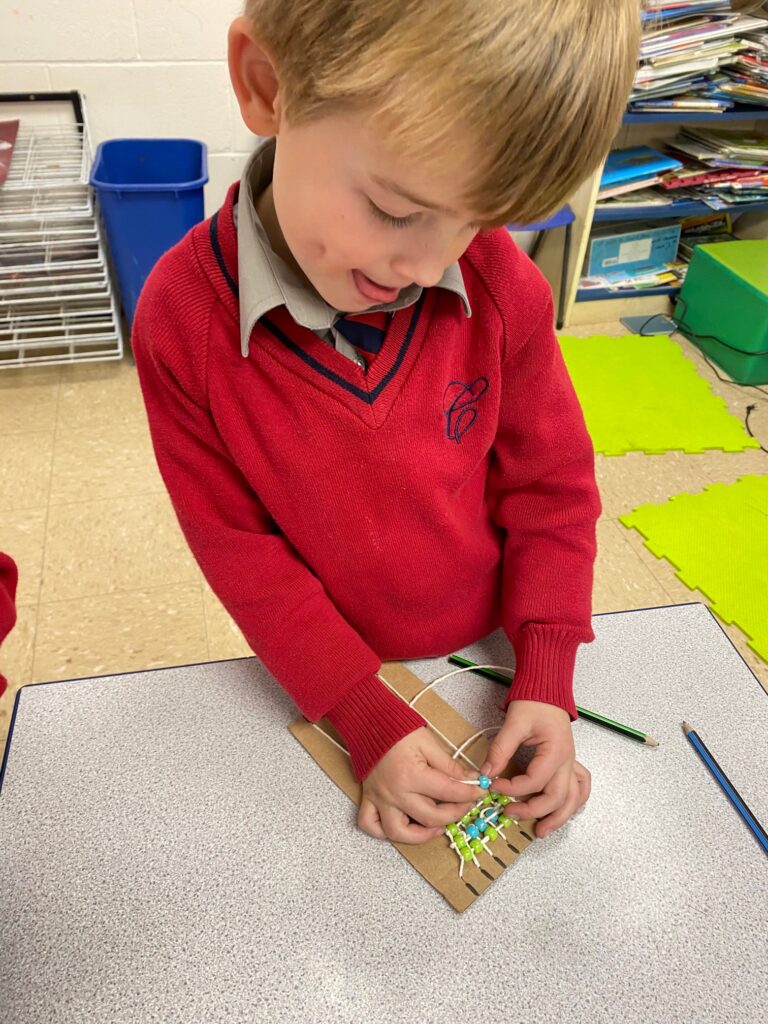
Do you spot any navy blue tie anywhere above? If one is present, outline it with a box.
[334,315,388,355]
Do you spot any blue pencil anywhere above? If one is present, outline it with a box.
[682,723,768,857]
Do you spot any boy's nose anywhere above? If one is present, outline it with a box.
[411,265,448,289]
[392,253,449,290]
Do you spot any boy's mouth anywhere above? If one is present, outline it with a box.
[352,269,402,304]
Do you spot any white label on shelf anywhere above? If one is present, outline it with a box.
[617,238,652,264]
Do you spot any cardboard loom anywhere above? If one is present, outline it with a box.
[290,660,536,913]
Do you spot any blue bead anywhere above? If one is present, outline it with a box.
[478,775,491,789]
[466,824,480,840]
[477,820,488,833]
[487,811,500,823]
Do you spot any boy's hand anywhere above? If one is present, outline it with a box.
[482,701,591,839]
[359,727,485,845]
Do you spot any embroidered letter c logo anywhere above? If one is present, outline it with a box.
[443,377,489,444]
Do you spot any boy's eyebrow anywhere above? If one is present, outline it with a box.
[370,173,457,216]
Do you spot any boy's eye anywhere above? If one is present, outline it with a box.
[367,198,417,229]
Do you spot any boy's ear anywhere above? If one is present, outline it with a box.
[228,16,282,136]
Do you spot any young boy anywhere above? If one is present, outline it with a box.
[133,1,640,845]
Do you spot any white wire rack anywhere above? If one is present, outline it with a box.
[0,103,123,369]
[3,121,89,189]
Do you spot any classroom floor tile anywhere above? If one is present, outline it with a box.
[696,446,768,484]
[595,451,711,519]
[0,365,60,435]
[33,584,209,683]
[0,431,55,513]
[41,493,201,603]
[593,517,670,614]
[58,358,148,432]
[202,580,253,662]
[49,420,165,505]
[0,324,767,760]
[0,507,46,606]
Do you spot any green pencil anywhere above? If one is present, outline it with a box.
[447,654,659,747]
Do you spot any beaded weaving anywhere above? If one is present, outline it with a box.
[290,659,537,912]
[447,791,520,878]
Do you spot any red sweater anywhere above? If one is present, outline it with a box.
[0,552,18,698]
[132,181,600,779]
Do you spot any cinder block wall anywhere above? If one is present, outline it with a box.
[1,0,256,215]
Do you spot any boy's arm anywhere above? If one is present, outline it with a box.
[131,301,424,781]
[485,272,601,721]
[0,552,18,698]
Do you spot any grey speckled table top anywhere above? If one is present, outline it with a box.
[1,603,767,1024]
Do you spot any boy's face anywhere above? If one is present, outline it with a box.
[270,112,482,312]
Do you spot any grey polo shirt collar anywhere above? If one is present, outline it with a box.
[236,137,471,359]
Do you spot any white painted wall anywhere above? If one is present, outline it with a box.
[0,1,257,215]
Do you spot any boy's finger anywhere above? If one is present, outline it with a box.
[420,765,485,805]
[501,746,564,797]
[358,796,386,839]
[402,793,474,829]
[380,805,443,845]
[536,776,582,838]
[574,765,592,806]
[481,723,528,778]
[504,777,567,823]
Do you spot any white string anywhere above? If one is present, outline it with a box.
[453,726,502,767]
[377,664,513,770]
[310,722,349,756]
[309,663,514,775]
[404,665,514,709]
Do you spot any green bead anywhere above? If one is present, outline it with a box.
[490,791,501,801]
[469,807,480,819]
[447,823,459,836]
[482,795,493,806]
[498,796,511,806]
[461,814,472,825]
[486,828,498,842]
[470,839,483,853]
[461,849,473,861]
[499,816,512,828]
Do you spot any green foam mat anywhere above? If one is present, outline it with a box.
[558,334,759,456]
[620,474,768,662]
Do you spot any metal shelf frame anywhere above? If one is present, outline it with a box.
[0,91,124,369]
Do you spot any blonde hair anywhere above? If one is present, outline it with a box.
[245,0,641,226]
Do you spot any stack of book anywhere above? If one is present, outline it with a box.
[579,263,689,294]
[677,212,739,259]
[597,146,684,201]
[631,1,768,114]
[665,126,768,204]
[597,131,768,212]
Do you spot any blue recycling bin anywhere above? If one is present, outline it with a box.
[90,138,208,324]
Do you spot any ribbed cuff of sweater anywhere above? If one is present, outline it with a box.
[505,624,587,721]
[325,673,427,781]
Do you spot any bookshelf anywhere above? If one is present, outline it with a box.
[534,108,768,328]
